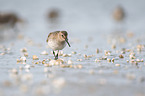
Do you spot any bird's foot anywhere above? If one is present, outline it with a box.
[54,56,58,60]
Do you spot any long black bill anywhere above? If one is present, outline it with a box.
[65,38,71,47]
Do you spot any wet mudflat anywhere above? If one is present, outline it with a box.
[0,0,145,96]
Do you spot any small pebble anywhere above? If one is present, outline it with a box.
[100,57,107,60]
[136,59,140,62]
[72,51,77,54]
[119,54,124,58]
[55,59,64,65]
[24,65,31,69]
[141,59,144,62]
[62,54,71,57]
[112,44,116,49]
[24,53,28,57]
[35,62,39,64]
[104,50,111,56]
[77,59,83,61]
[121,51,125,54]
[134,62,138,65]
[67,60,73,64]
[49,59,64,65]
[107,59,111,63]
[112,58,115,63]
[69,65,73,68]
[129,53,136,59]
[42,60,46,64]
[49,60,56,65]
[20,48,27,52]
[17,59,21,63]
[41,51,48,55]
[44,64,51,67]
[33,55,39,60]
[130,60,135,63]
[77,64,83,69]
[60,64,70,68]
[0,53,5,55]
[126,60,129,63]
[95,59,101,62]
[130,55,136,59]
[84,54,87,58]
[20,56,26,62]
[115,64,120,67]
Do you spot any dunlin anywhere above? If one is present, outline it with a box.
[47,9,60,21]
[113,6,125,22]
[46,31,71,60]
[48,9,59,19]
[0,12,23,28]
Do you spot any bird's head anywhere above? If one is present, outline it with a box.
[59,31,71,47]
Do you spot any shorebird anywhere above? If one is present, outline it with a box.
[113,6,125,22]
[0,12,24,41]
[47,9,60,21]
[0,12,23,29]
[46,31,71,60]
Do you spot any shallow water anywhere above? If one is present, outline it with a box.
[0,0,145,96]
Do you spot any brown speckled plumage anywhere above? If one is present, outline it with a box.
[46,31,70,60]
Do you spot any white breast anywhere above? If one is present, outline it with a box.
[48,40,66,50]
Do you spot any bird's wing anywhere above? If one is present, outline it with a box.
[46,33,52,42]
[46,31,60,42]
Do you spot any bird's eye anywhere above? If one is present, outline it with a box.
[62,35,64,37]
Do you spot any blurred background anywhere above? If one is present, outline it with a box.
[1,0,145,96]
[0,0,145,43]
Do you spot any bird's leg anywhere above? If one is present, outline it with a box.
[53,51,55,57]
[55,50,59,60]
[53,51,56,60]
